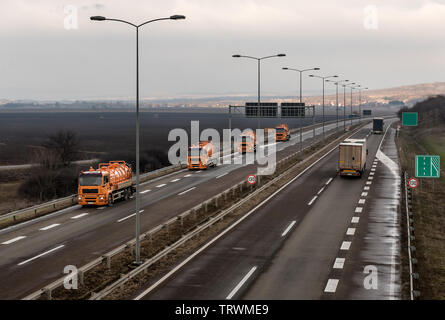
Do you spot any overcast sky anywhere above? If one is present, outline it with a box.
[1,0,445,100]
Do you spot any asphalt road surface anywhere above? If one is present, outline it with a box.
[0,118,364,299]
[135,119,401,300]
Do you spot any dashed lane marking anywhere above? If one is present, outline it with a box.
[346,228,356,235]
[341,241,351,250]
[117,210,144,223]
[355,207,363,213]
[358,199,366,204]
[2,236,26,245]
[170,179,180,182]
[351,217,360,223]
[361,192,368,197]
[216,172,228,179]
[226,266,257,300]
[178,187,196,195]
[324,279,339,293]
[364,186,370,190]
[333,258,345,269]
[308,196,318,206]
[325,177,333,185]
[140,190,151,194]
[317,187,325,195]
[281,221,297,237]
[18,245,65,266]
[39,223,60,231]
[156,184,166,188]
[71,213,89,219]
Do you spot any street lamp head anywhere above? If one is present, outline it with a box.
[282,67,289,70]
[308,74,314,77]
[170,15,186,20]
[314,67,320,70]
[277,53,286,57]
[232,54,241,58]
[333,75,338,78]
[90,16,106,21]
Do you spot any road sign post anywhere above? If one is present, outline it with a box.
[415,155,440,178]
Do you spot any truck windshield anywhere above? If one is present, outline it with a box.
[79,173,102,186]
[276,128,285,132]
[189,147,207,157]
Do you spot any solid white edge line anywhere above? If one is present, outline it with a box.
[226,266,258,300]
[70,213,89,219]
[134,135,349,300]
[2,236,26,245]
[281,221,297,237]
[39,223,60,231]
[18,244,65,266]
[178,187,196,196]
[324,279,339,293]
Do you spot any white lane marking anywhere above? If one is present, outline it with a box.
[355,207,363,213]
[226,266,257,300]
[170,179,180,182]
[341,241,351,250]
[70,213,89,219]
[134,129,365,300]
[324,279,339,293]
[317,187,325,195]
[361,192,368,197]
[351,217,360,224]
[307,196,318,206]
[371,168,376,172]
[178,187,196,195]
[368,176,374,180]
[2,236,26,245]
[372,165,377,168]
[156,184,166,188]
[184,174,193,177]
[195,170,202,173]
[346,228,356,235]
[216,172,228,179]
[140,190,151,194]
[333,258,345,269]
[97,207,106,210]
[370,172,375,176]
[281,221,297,237]
[39,223,60,231]
[364,186,370,190]
[18,245,65,266]
[366,181,372,185]
[325,177,333,185]
[117,210,144,223]
[358,199,366,204]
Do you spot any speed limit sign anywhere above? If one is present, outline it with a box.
[408,177,419,189]
[247,174,257,185]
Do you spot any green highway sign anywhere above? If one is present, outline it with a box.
[415,155,440,178]
[402,112,418,126]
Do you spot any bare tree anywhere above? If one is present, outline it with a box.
[42,130,80,166]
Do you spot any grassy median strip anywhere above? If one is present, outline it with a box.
[43,124,366,300]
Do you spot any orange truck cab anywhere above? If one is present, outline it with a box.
[237,130,257,153]
[275,124,290,141]
[188,141,217,170]
[78,161,133,206]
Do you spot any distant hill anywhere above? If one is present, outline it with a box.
[2,82,445,110]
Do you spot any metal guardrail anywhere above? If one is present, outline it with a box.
[404,171,420,299]
[23,120,369,300]
[1,163,187,225]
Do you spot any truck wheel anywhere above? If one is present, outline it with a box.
[108,194,114,207]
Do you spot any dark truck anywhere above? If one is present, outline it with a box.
[372,117,384,134]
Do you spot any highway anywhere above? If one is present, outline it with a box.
[134,119,401,300]
[0,118,361,299]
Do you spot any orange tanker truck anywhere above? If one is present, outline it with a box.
[237,129,257,153]
[78,161,133,206]
[275,124,290,142]
[188,141,217,170]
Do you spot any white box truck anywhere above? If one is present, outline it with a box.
[338,138,368,177]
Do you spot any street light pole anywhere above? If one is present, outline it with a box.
[233,54,286,130]
[282,67,320,153]
[309,74,338,143]
[344,82,355,128]
[91,14,185,265]
[326,79,349,133]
